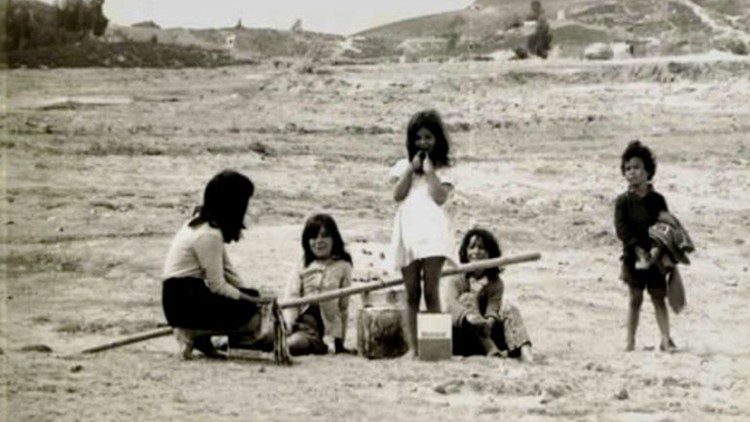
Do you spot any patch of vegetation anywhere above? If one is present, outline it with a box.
[7,40,235,69]
[56,318,165,334]
[6,0,108,51]
[715,37,749,55]
[1,251,81,273]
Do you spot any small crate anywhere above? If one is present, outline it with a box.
[357,306,408,359]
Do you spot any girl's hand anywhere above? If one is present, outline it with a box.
[422,154,434,174]
[466,314,492,334]
[635,247,651,270]
[410,154,423,172]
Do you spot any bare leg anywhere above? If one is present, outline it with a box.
[421,257,445,313]
[626,286,644,351]
[650,289,673,351]
[401,261,421,355]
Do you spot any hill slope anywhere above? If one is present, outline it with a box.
[354,0,750,57]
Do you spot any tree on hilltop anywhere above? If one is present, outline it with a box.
[527,1,552,58]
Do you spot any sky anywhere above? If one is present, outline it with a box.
[54,0,473,35]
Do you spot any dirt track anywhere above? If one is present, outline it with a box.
[2,55,750,420]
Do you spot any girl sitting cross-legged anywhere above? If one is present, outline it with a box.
[445,228,534,363]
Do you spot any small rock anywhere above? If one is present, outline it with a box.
[478,406,501,414]
[614,388,629,400]
[20,344,53,353]
[258,365,266,373]
[662,376,680,387]
[724,278,739,287]
[70,365,84,373]
[434,380,463,395]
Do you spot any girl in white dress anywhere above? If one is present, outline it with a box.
[389,109,456,355]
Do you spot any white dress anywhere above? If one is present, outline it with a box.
[389,159,457,270]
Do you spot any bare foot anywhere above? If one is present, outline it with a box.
[399,349,417,360]
[660,338,677,353]
[519,345,534,363]
[487,349,504,358]
[193,336,227,360]
[173,328,194,360]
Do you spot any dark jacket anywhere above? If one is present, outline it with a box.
[614,186,668,266]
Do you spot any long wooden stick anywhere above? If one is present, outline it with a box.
[280,253,541,308]
[78,253,540,354]
[81,327,173,354]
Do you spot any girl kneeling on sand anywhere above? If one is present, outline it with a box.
[282,214,354,356]
[162,169,268,359]
[445,228,534,362]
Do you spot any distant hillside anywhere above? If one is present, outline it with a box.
[354,0,750,57]
[6,0,749,68]
[104,24,344,59]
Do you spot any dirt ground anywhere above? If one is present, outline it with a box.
[2,55,750,421]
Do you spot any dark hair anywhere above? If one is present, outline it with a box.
[189,169,254,243]
[301,213,352,267]
[458,228,503,280]
[621,140,656,180]
[406,109,451,169]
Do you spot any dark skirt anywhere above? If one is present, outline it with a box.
[287,305,328,356]
[162,277,259,330]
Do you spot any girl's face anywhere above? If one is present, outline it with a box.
[623,157,648,188]
[467,235,489,262]
[309,226,333,259]
[467,235,489,277]
[415,127,436,153]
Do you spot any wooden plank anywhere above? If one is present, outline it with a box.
[77,253,541,354]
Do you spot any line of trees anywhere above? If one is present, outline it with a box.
[6,0,109,51]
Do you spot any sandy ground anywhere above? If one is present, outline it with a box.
[2,55,750,421]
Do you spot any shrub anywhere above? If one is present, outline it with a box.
[528,19,553,58]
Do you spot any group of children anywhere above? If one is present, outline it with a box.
[161,109,688,360]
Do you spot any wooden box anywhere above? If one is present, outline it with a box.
[357,306,408,359]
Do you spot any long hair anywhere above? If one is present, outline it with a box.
[301,213,352,267]
[458,228,503,281]
[620,140,657,180]
[406,109,451,169]
[189,169,254,243]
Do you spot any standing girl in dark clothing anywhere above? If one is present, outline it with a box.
[615,141,676,352]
